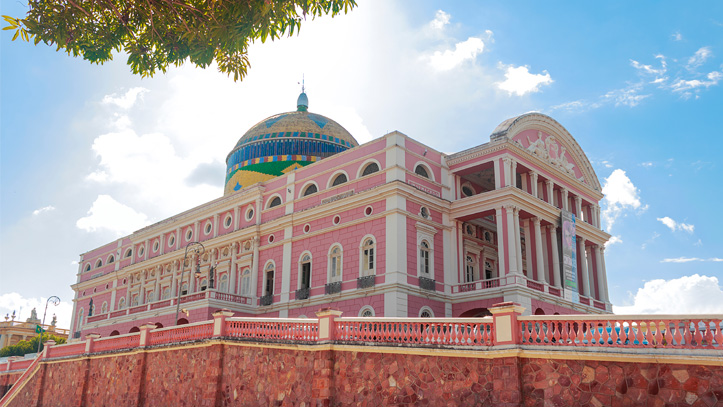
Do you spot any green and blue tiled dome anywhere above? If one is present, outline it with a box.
[224,93,358,195]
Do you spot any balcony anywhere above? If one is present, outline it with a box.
[295,287,310,300]
[325,282,341,295]
[357,275,375,289]
[260,294,274,306]
[419,277,436,291]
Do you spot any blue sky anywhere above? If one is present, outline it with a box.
[1,1,722,326]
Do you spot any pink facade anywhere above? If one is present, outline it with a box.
[70,110,611,341]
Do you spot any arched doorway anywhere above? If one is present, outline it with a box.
[129,326,140,333]
[109,330,120,337]
[459,308,492,317]
[177,318,189,325]
[534,308,546,315]
[155,322,164,329]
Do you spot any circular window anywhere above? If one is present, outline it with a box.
[168,234,175,248]
[268,234,275,244]
[153,241,159,253]
[364,206,373,216]
[462,185,474,197]
[138,246,145,257]
[186,228,193,241]
[303,224,311,234]
[224,214,233,228]
[333,215,341,225]
[420,206,429,219]
[204,222,212,235]
[245,207,255,221]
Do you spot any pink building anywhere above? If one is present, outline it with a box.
[69,93,611,339]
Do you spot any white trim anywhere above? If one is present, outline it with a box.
[299,181,320,198]
[297,250,313,290]
[106,254,115,264]
[412,161,434,182]
[203,220,213,236]
[419,306,435,318]
[152,239,160,253]
[327,243,343,283]
[95,259,103,268]
[265,193,283,209]
[262,260,276,296]
[223,212,233,228]
[359,234,377,277]
[167,234,176,248]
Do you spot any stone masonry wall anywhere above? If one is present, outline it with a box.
[2,342,722,407]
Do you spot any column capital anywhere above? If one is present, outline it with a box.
[529,170,538,178]
[503,204,516,211]
[544,179,554,187]
[531,217,541,225]
[561,186,568,194]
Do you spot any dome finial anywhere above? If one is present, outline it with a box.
[297,74,308,112]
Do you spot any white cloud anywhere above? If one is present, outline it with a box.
[686,46,712,69]
[660,257,702,263]
[32,206,56,216]
[429,10,451,31]
[710,258,723,262]
[497,65,553,96]
[76,195,149,236]
[601,169,641,231]
[639,161,653,168]
[670,70,722,94]
[602,85,650,107]
[641,231,660,250]
[605,235,623,247]
[614,274,723,314]
[428,37,486,71]
[630,59,666,76]
[672,32,682,41]
[101,87,149,110]
[0,293,74,330]
[656,216,695,233]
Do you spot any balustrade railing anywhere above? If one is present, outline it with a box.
[519,315,723,349]
[46,342,86,358]
[148,322,214,346]
[357,275,375,289]
[325,282,342,295]
[129,304,148,314]
[209,291,252,305]
[295,287,310,300]
[150,300,171,310]
[419,277,436,291]
[226,318,319,342]
[451,277,502,293]
[92,333,140,352]
[335,318,494,347]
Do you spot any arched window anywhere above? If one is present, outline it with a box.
[329,245,342,283]
[162,287,170,300]
[131,294,139,307]
[200,278,208,291]
[302,184,318,197]
[125,248,133,258]
[77,309,84,328]
[361,162,379,176]
[264,263,275,296]
[107,255,115,264]
[241,269,251,296]
[419,307,434,318]
[466,256,476,283]
[414,165,429,179]
[146,290,154,303]
[361,238,375,276]
[268,196,282,208]
[95,259,103,268]
[110,330,120,337]
[85,264,91,272]
[419,241,431,276]
[219,274,228,292]
[101,302,108,314]
[180,282,189,296]
[118,297,126,309]
[359,306,375,317]
[331,173,347,187]
[299,254,312,290]
[484,231,491,242]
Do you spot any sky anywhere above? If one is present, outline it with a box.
[1,1,722,328]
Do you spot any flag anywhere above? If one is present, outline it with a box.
[35,324,44,334]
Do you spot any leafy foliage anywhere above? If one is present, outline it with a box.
[3,0,356,81]
[0,333,67,357]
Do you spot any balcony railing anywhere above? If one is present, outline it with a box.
[357,275,375,289]
[295,287,310,300]
[260,294,274,306]
[419,277,436,291]
[325,282,342,295]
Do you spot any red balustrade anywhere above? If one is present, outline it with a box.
[334,318,494,346]
[226,319,319,341]
[519,316,723,349]
[3,359,33,371]
[148,322,213,346]
[150,300,171,310]
[46,342,86,358]
[211,292,252,305]
[180,292,206,304]
[93,334,140,352]
[579,297,590,306]
[593,301,606,310]
[548,287,561,297]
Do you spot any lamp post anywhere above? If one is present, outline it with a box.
[174,242,205,325]
[37,296,60,354]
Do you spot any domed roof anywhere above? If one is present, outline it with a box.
[224,93,359,195]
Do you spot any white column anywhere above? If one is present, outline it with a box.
[233,207,240,231]
[523,219,532,278]
[530,172,538,198]
[578,237,590,297]
[213,214,219,238]
[545,180,554,206]
[480,248,487,280]
[160,234,165,255]
[541,226,550,284]
[502,157,512,187]
[110,281,117,312]
[594,245,605,301]
[574,196,582,219]
[594,205,601,228]
[533,218,545,283]
[493,159,502,189]
[550,226,561,287]
[229,243,237,294]
[511,160,518,188]
[251,237,260,298]
[175,227,182,251]
[600,246,609,302]
[561,188,569,211]
[513,207,523,274]
[171,262,178,297]
[495,207,506,276]
[505,205,519,274]
[586,246,595,297]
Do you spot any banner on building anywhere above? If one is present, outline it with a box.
[561,210,579,303]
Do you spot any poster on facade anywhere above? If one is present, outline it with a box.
[561,210,579,303]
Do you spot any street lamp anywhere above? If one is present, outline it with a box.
[37,296,60,353]
[174,242,205,325]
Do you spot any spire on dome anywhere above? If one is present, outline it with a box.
[297,75,308,111]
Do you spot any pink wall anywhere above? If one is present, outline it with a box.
[407,295,445,318]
